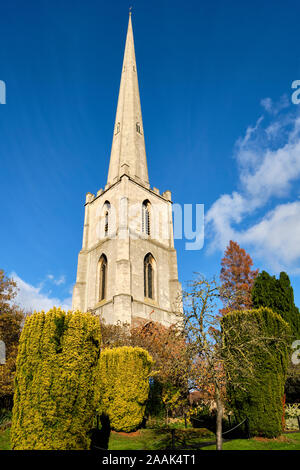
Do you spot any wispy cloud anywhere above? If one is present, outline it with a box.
[260,94,289,115]
[206,97,300,273]
[11,272,72,312]
[47,274,66,286]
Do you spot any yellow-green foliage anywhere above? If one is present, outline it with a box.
[97,346,154,432]
[11,308,101,450]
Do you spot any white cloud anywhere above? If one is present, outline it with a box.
[11,272,72,313]
[260,94,289,115]
[47,274,66,285]
[239,117,300,201]
[240,201,300,273]
[206,99,300,272]
[206,192,249,252]
[261,97,273,113]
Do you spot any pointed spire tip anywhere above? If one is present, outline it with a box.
[107,6,149,187]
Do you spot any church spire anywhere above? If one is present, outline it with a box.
[107,12,149,187]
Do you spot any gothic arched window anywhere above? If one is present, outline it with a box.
[103,201,111,237]
[99,254,107,301]
[144,253,155,299]
[142,200,151,236]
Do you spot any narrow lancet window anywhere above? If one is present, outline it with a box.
[103,201,110,237]
[144,253,155,299]
[99,254,107,301]
[142,200,150,236]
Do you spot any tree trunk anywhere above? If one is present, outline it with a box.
[216,394,223,450]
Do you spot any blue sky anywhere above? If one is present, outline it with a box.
[1,0,300,311]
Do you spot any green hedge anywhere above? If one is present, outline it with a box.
[97,346,154,432]
[11,308,101,450]
[222,307,290,438]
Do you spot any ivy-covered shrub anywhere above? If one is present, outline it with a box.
[11,308,101,450]
[97,346,154,432]
[222,307,290,438]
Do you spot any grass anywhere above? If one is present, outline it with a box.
[0,428,10,450]
[1,427,300,450]
[0,428,174,451]
[204,433,300,450]
[109,430,300,450]
[109,429,168,450]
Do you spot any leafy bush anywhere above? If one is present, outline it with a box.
[173,427,214,445]
[165,417,192,429]
[0,287,24,402]
[285,364,300,403]
[154,427,215,450]
[285,404,300,431]
[222,307,290,438]
[97,346,154,432]
[11,308,101,450]
[146,379,165,418]
[145,415,167,429]
[0,409,11,426]
[285,403,300,418]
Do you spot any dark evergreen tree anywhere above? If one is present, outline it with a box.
[285,364,300,403]
[223,307,290,438]
[252,270,300,339]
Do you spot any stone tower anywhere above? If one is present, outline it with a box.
[72,13,181,326]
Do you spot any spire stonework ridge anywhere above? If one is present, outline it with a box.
[107,12,149,188]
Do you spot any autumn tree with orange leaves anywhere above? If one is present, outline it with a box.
[180,275,283,450]
[220,240,258,315]
[130,321,192,420]
[0,269,24,408]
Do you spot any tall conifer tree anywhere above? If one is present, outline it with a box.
[220,241,258,315]
[252,270,300,339]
